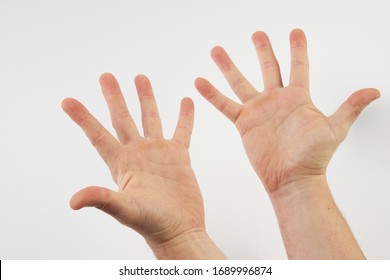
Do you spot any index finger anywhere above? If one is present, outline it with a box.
[62,98,121,165]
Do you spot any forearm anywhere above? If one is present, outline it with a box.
[147,230,227,260]
[269,175,365,259]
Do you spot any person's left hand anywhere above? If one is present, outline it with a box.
[62,73,205,249]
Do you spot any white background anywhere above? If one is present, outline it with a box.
[1,0,389,259]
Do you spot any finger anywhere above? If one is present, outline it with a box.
[100,73,140,143]
[62,98,121,164]
[70,186,138,227]
[252,31,283,89]
[70,186,117,210]
[134,75,163,138]
[329,88,380,141]
[195,77,242,123]
[211,46,257,103]
[289,29,310,89]
[172,98,194,148]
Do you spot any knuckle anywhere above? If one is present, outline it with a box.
[91,130,106,147]
[231,77,246,91]
[219,97,229,113]
[262,59,280,71]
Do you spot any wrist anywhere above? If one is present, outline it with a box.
[146,229,226,260]
[267,174,329,202]
[269,174,335,225]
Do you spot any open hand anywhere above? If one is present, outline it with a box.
[195,29,379,193]
[63,73,204,248]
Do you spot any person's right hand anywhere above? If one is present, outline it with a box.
[195,29,379,194]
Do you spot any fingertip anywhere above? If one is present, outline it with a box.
[365,88,381,102]
[196,78,215,97]
[290,28,307,46]
[194,78,214,98]
[194,77,207,90]
[99,73,123,98]
[69,193,82,210]
[252,30,265,40]
[61,98,80,113]
[290,28,305,36]
[347,88,381,107]
[134,74,151,89]
[371,88,381,99]
[134,73,148,82]
[210,46,225,61]
[99,72,115,83]
[194,78,218,101]
[69,186,112,210]
[180,97,194,116]
[181,97,194,106]
[61,98,72,111]
[251,31,269,47]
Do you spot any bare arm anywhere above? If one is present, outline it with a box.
[195,29,379,259]
[270,176,364,259]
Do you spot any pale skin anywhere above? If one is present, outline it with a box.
[62,74,226,259]
[195,29,380,259]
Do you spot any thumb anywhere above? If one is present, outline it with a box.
[70,186,133,225]
[329,88,380,140]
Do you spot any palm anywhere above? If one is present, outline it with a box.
[113,140,203,241]
[196,29,379,193]
[237,87,338,191]
[62,73,203,244]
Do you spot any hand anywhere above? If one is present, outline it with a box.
[195,29,379,194]
[62,73,216,258]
